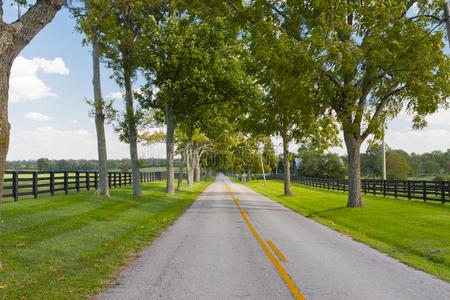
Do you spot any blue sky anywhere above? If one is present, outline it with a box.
[5,2,166,160]
[4,2,450,160]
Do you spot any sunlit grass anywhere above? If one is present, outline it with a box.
[0,179,212,298]
[244,180,450,282]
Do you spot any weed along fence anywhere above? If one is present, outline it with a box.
[259,174,450,203]
[2,170,174,202]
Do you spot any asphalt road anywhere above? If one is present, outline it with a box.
[99,174,450,300]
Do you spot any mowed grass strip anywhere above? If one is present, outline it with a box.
[0,179,212,299]
[243,180,450,282]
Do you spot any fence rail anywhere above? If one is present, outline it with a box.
[252,174,450,203]
[2,170,178,202]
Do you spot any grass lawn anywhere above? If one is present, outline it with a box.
[0,179,212,299]
[243,180,450,282]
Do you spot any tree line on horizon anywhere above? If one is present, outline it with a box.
[5,157,174,172]
[0,0,449,226]
[233,146,450,181]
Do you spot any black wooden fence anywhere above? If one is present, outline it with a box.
[2,170,178,202]
[253,174,450,203]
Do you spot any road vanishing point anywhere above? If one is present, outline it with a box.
[99,174,450,300]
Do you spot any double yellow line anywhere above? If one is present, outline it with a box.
[224,183,305,300]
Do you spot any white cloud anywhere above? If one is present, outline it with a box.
[106,88,147,100]
[9,126,95,160]
[9,56,69,102]
[386,129,450,154]
[423,109,450,126]
[25,112,51,122]
[106,91,124,99]
[71,120,79,124]
[7,125,167,160]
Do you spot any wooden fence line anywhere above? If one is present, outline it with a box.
[250,174,450,203]
[2,170,182,202]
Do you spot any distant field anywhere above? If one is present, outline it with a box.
[0,179,213,299]
[243,180,450,282]
[407,175,446,181]
[140,167,179,172]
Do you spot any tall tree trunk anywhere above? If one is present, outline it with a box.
[124,70,142,197]
[91,30,109,198]
[247,165,252,181]
[165,102,175,194]
[195,163,201,182]
[344,130,364,207]
[282,132,292,196]
[186,134,193,188]
[177,147,185,190]
[193,143,201,182]
[0,61,11,222]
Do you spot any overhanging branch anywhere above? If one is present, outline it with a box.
[361,84,408,140]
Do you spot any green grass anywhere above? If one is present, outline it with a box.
[0,179,213,299]
[243,180,450,282]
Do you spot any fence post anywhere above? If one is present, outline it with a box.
[383,180,386,197]
[372,179,377,195]
[394,180,398,198]
[33,171,38,199]
[119,172,122,187]
[50,171,55,196]
[108,172,112,188]
[114,172,117,188]
[441,181,446,204]
[76,171,80,192]
[423,181,427,202]
[94,172,98,189]
[13,171,18,202]
[407,181,411,200]
[64,171,68,194]
[86,172,90,191]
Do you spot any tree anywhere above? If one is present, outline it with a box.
[118,160,130,172]
[37,158,50,171]
[445,161,450,174]
[361,143,384,179]
[423,160,440,174]
[216,0,450,207]
[386,150,411,180]
[245,63,337,195]
[140,12,256,193]
[95,0,166,197]
[70,0,117,198]
[321,153,347,179]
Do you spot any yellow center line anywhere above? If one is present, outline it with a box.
[224,183,305,300]
[267,240,288,262]
[244,209,249,216]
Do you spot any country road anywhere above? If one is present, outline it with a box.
[99,174,450,300]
